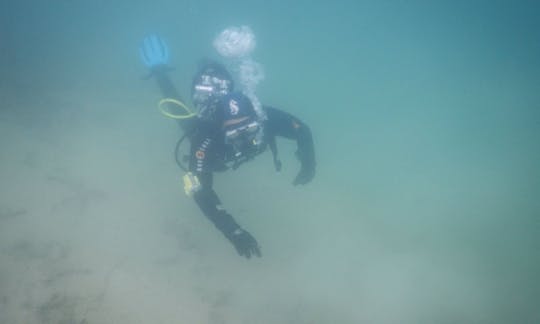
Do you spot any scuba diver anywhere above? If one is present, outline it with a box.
[140,35,316,259]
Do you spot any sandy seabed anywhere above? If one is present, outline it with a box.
[1,83,538,324]
[0,86,359,324]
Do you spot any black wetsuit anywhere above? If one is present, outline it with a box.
[189,106,316,239]
[151,69,316,257]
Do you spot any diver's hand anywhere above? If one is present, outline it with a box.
[228,228,261,259]
[293,164,315,185]
[139,34,171,76]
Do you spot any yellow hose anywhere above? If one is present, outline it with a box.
[158,98,197,119]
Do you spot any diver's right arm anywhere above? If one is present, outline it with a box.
[140,35,181,99]
[140,35,192,130]
[150,65,183,100]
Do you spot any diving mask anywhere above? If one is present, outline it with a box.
[193,75,232,109]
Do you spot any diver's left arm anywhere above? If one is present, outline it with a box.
[265,107,316,185]
[187,136,261,258]
[190,172,261,258]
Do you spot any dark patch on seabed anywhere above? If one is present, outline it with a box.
[0,207,27,220]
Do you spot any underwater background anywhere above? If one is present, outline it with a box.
[1,0,539,323]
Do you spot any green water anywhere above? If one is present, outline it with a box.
[1,1,539,323]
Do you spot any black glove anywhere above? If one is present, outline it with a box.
[227,228,261,259]
[293,164,315,185]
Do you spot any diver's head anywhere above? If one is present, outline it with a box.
[191,60,234,120]
[219,92,263,157]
